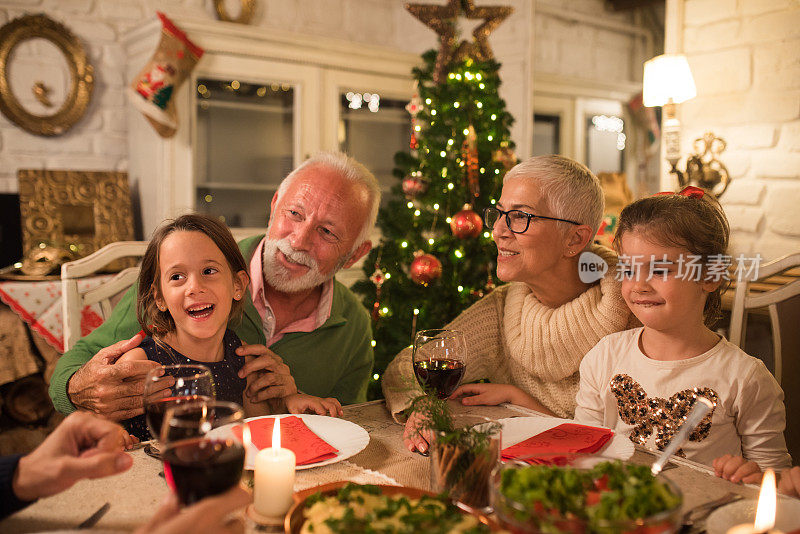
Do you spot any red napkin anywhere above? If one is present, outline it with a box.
[501,423,614,465]
[233,416,339,466]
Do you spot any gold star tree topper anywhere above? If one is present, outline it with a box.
[406,0,513,83]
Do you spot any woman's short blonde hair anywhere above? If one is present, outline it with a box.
[504,155,604,238]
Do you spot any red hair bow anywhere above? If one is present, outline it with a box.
[654,185,705,199]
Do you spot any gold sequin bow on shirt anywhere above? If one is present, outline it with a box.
[611,374,719,456]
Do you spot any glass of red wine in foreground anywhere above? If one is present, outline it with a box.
[143,364,215,456]
[161,399,245,506]
[412,329,467,399]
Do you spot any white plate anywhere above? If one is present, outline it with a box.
[706,497,800,534]
[497,417,634,461]
[241,415,369,470]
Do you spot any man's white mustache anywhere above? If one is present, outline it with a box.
[275,239,316,269]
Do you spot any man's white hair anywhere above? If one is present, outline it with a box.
[503,155,604,239]
[276,151,381,249]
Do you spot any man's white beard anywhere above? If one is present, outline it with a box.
[262,237,330,293]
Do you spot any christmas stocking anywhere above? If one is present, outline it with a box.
[127,12,203,138]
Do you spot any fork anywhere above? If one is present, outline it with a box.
[679,492,743,533]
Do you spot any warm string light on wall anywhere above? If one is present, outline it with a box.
[345,91,380,112]
[591,114,626,151]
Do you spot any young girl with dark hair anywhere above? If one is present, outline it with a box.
[575,187,791,483]
[119,213,341,440]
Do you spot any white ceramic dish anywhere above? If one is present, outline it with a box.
[240,414,369,470]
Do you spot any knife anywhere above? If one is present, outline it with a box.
[77,502,110,529]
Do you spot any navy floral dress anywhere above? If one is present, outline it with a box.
[123,330,246,441]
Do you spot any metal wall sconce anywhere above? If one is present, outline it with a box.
[682,132,730,197]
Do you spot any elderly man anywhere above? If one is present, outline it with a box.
[49,152,380,420]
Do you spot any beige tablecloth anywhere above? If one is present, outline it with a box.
[0,400,760,533]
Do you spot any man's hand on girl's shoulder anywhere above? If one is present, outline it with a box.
[67,333,162,421]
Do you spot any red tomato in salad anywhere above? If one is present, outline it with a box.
[593,474,610,491]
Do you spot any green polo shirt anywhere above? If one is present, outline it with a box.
[49,235,374,414]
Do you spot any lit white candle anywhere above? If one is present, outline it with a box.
[726,470,784,534]
[253,418,296,518]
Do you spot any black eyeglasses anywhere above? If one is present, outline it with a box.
[483,206,581,234]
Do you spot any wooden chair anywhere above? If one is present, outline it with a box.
[61,241,148,351]
[728,252,800,464]
[728,252,800,386]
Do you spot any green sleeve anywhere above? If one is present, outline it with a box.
[48,283,143,415]
[328,311,374,405]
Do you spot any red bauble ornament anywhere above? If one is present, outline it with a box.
[450,204,483,238]
[409,252,442,285]
[402,171,428,197]
[409,132,419,150]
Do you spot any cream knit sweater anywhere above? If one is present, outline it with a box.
[382,245,636,421]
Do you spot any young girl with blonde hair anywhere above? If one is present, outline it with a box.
[575,187,791,483]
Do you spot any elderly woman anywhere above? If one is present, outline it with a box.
[382,155,638,452]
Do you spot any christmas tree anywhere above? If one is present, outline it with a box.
[352,1,516,400]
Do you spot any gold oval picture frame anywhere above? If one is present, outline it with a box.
[214,0,256,24]
[0,13,94,136]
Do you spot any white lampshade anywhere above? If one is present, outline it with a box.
[642,54,697,107]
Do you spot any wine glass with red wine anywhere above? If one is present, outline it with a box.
[412,329,467,399]
[143,364,215,452]
[161,399,245,506]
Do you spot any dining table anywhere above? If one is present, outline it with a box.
[0,399,761,533]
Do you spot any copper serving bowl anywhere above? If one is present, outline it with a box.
[284,481,504,533]
[490,458,683,534]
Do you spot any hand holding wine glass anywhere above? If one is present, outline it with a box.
[161,399,245,506]
[143,364,215,449]
[412,329,467,399]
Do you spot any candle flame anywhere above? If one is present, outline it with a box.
[242,423,251,448]
[754,469,776,532]
[272,418,281,449]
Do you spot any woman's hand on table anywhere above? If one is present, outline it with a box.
[135,485,250,534]
[403,410,433,454]
[450,383,557,416]
[778,466,800,498]
[712,454,763,484]
[12,412,133,502]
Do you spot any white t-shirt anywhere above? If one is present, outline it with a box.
[574,328,791,470]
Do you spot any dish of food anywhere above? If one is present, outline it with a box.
[492,459,682,534]
[285,482,503,533]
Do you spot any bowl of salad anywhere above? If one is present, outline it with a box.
[285,482,505,533]
[491,458,682,534]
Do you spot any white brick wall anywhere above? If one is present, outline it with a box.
[0,0,430,193]
[677,0,800,261]
[533,2,648,83]
[0,0,649,203]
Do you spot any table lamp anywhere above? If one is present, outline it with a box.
[643,54,697,181]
